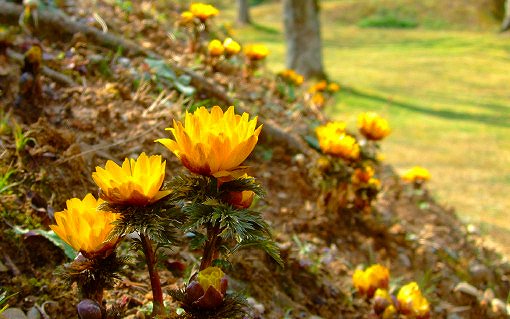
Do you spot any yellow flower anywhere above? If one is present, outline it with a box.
[357,112,391,141]
[156,106,262,176]
[308,80,327,93]
[311,93,325,108]
[92,152,170,206]
[373,289,394,316]
[244,44,269,61]
[382,305,397,319]
[190,3,219,22]
[208,39,224,56]
[316,123,359,160]
[223,37,241,56]
[402,166,431,183]
[397,282,430,319]
[180,10,195,24]
[352,264,390,298]
[327,82,340,93]
[197,267,226,292]
[50,194,119,256]
[279,69,304,86]
[185,266,228,309]
[352,165,375,185]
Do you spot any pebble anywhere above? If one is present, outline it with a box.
[1,308,28,319]
[26,308,40,319]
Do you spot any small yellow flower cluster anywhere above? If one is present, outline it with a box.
[278,69,304,86]
[353,265,431,319]
[307,80,340,109]
[189,3,219,22]
[208,38,241,57]
[358,112,391,141]
[316,121,359,161]
[397,282,431,319]
[244,43,270,61]
[352,264,390,298]
[351,165,380,190]
[51,152,170,257]
[401,166,431,184]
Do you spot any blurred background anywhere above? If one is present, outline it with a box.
[212,0,510,256]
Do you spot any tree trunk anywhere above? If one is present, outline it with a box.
[237,0,251,25]
[501,0,510,31]
[283,0,325,79]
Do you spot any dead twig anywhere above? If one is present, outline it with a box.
[6,48,78,87]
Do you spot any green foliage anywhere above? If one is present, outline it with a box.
[13,226,77,259]
[358,11,418,29]
[145,58,196,96]
[103,201,184,247]
[0,166,17,195]
[0,109,11,135]
[0,289,14,314]
[58,252,127,298]
[170,174,282,266]
[12,122,35,153]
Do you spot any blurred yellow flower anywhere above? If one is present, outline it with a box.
[223,37,241,56]
[327,82,340,93]
[278,69,304,86]
[402,166,431,183]
[156,106,262,176]
[373,289,395,317]
[352,264,390,298]
[382,305,397,319]
[208,39,224,56]
[316,122,359,160]
[190,3,219,22]
[50,194,119,256]
[352,165,375,185]
[397,282,430,319]
[244,44,269,61]
[180,10,194,24]
[308,80,327,93]
[311,93,325,108]
[357,112,391,141]
[92,152,170,206]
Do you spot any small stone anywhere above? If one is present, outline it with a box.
[1,308,28,319]
[26,307,41,319]
[469,262,490,284]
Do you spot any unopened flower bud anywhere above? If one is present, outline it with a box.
[184,267,228,310]
[77,299,103,319]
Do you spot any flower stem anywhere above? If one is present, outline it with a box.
[200,224,221,270]
[140,233,165,317]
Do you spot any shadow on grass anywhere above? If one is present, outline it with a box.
[344,87,510,128]
[252,22,280,35]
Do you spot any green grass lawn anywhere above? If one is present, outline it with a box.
[217,1,510,255]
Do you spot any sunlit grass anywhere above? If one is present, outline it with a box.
[218,1,510,255]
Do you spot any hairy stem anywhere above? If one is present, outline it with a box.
[140,233,165,317]
[199,224,221,270]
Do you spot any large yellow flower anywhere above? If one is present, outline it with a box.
[50,194,119,256]
[244,44,269,61]
[190,3,219,22]
[156,106,262,176]
[352,264,390,298]
[397,282,430,319]
[92,152,170,206]
[316,122,359,160]
[402,166,431,183]
[357,112,391,141]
